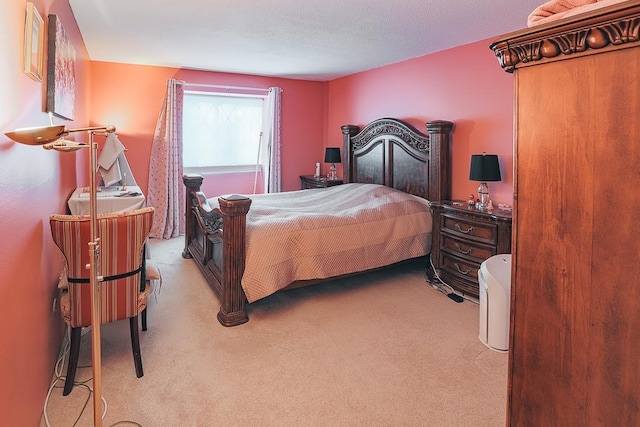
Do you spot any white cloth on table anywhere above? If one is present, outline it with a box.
[98,133,137,187]
[67,186,146,215]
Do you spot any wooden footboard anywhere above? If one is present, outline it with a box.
[182,174,252,326]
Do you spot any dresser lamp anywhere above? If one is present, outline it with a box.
[5,122,116,427]
[324,147,341,180]
[469,153,501,210]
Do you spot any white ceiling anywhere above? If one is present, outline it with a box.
[69,0,544,82]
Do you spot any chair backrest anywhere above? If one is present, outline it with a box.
[50,207,154,327]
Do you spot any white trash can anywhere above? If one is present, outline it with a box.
[478,254,512,352]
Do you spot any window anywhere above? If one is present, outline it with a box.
[183,91,265,173]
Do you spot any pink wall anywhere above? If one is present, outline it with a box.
[0,3,515,424]
[0,0,90,424]
[326,39,514,206]
[89,63,327,197]
[91,40,516,205]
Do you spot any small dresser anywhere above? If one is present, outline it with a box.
[430,201,512,299]
[299,175,343,189]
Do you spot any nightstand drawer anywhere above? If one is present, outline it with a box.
[440,254,480,281]
[439,254,481,296]
[441,214,497,246]
[441,235,495,263]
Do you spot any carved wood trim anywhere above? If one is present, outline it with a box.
[490,0,640,72]
[217,195,251,326]
[341,124,360,185]
[182,174,205,259]
[426,120,453,203]
[349,118,430,151]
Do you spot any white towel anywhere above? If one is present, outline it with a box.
[98,133,126,186]
[113,152,137,187]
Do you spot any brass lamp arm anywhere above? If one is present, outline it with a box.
[66,125,116,135]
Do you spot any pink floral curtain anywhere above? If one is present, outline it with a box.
[264,87,282,193]
[147,79,184,239]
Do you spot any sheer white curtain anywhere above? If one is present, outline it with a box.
[147,79,185,239]
[262,87,283,193]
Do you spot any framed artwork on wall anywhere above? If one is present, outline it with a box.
[46,14,76,121]
[24,2,44,81]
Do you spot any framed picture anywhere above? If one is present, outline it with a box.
[46,14,76,121]
[23,2,44,81]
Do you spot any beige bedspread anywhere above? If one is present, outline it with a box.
[528,0,628,26]
[212,183,433,302]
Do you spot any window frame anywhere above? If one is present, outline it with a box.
[182,90,266,175]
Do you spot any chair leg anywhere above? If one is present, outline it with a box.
[63,327,82,396]
[141,307,147,331]
[129,316,144,378]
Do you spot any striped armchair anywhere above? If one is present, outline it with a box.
[50,207,154,396]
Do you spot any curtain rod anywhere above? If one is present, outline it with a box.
[182,81,270,93]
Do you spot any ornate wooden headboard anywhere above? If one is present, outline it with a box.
[341,118,453,201]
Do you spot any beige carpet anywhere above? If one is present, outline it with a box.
[41,237,507,427]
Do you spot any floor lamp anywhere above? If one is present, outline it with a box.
[5,123,116,427]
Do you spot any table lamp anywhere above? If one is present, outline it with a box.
[5,121,116,427]
[324,147,341,180]
[469,153,501,210]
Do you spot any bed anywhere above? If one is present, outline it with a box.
[182,118,453,326]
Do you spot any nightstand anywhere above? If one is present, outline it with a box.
[429,201,512,300]
[299,175,343,189]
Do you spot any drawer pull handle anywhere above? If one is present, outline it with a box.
[454,223,474,234]
[454,263,472,275]
[454,243,473,255]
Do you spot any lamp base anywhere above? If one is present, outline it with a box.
[328,163,337,180]
[477,182,490,210]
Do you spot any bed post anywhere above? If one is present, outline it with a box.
[182,174,204,259]
[217,195,252,326]
[341,125,360,183]
[425,120,454,202]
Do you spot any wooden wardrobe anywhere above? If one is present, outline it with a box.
[490,2,640,425]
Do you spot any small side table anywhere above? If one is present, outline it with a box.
[429,201,512,300]
[299,175,343,189]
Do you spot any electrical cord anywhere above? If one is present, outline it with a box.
[43,326,142,426]
[43,326,103,426]
[426,256,479,305]
[43,326,93,426]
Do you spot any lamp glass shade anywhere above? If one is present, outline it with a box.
[469,154,501,182]
[324,147,341,163]
[4,125,66,145]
